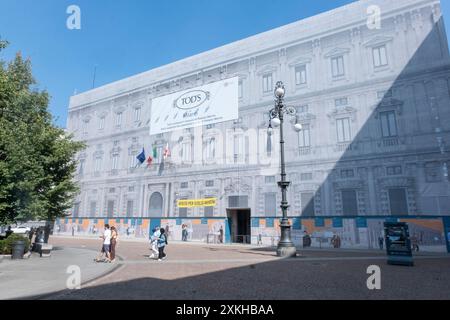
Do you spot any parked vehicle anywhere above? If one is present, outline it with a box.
[11,226,31,234]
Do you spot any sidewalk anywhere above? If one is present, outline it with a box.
[0,246,117,300]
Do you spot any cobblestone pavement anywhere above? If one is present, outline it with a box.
[43,237,450,300]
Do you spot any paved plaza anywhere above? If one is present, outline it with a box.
[2,237,445,300]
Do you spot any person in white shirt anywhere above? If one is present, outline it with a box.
[149,227,160,259]
[102,224,112,262]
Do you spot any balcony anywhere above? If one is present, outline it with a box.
[298,146,311,156]
[382,137,399,147]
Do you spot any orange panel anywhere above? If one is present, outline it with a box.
[302,219,315,233]
[260,219,266,228]
[400,219,444,233]
[192,219,201,225]
[325,219,332,227]
[82,219,90,228]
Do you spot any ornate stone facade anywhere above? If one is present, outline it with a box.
[67,0,450,219]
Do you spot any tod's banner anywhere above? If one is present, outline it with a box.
[150,77,239,135]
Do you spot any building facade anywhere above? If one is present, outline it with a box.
[62,0,450,251]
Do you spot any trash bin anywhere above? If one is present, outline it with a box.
[11,240,25,260]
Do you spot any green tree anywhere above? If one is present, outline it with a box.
[0,40,85,235]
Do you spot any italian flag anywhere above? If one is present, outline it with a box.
[147,147,158,167]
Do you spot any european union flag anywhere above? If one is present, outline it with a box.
[136,148,146,165]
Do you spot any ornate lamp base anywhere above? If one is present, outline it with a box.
[276,222,298,257]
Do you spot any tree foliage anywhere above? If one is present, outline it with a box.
[0,40,85,225]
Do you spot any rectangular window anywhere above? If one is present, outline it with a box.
[342,189,358,215]
[238,80,244,99]
[380,111,398,137]
[99,117,105,130]
[335,97,348,107]
[298,123,311,147]
[264,193,277,217]
[331,56,345,78]
[297,105,309,114]
[387,166,403,176]
[157,146,163,163]
[94,157,102,173]
[301,193,315,217]
[180,182,188,189]
[228,196,248,208]
[89,201,96,217]
[233,134,244,163]
[295,65,307,85]
[129,154,137,168]
[107,200,115,218]
[126,200,134,217]
[134,108,141,122]
[336,118,351,143]
[204,205,214,217]
[300,173,313,181]
[115,112,123,127]
[205,180,214,187]
[389,188,409,215]
[112,154,119,170]
[205,138,216,160]
[262,73,273,93]
[82,120,89,134]
[79,159,85,175]
[181,142,191,162]
[341,169,355,179]
[265,176,276,184]
[373,45,388,68]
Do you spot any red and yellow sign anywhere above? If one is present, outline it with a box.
[177,198,217,208]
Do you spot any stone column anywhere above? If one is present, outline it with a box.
[312,39,322,92]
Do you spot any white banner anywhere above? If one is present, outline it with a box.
[150,77,239,135]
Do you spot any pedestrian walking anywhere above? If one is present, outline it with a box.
[378,235,384,250]
[182,224,188,241]
[303,231,311,248]
[95,224,111,263]
[149,227,160,259]
[411,234,420,252]
[157,228,168,261]
[219,226,224,244]
[165,224,170,241]
[110,226,118,262]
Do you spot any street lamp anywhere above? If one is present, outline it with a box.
[268,81,301,257]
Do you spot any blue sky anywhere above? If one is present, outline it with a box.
[1,0,449,128]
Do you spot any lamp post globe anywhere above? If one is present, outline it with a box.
[294,123,303,132]
[271,117,281,127]
[275,86,285,98]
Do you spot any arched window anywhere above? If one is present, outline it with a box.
[149,192,163,217]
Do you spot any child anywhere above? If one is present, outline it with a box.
[149,227,160,259]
